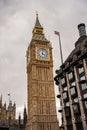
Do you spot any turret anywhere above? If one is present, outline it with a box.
[31,13,48,42]
[13,102,16,110]
[18,113,21,127]
[0,95,2,107]
[7,100,16,120]
[23,105,27,126]
[4,102,6,109]
[9,100,12,107]
[14,102,16,106]
[32,13,43,36]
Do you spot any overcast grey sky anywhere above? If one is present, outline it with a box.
[0,0,87,121]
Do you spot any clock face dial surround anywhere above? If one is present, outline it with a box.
[37,48,48,58]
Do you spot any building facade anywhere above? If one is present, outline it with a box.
[26,14,60,130]
[0,95,27,130]
[54,23,87,130]
[0,95,16,120]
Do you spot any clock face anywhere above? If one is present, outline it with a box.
[37,48,48,58]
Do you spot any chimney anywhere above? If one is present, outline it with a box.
[78,23,86,37]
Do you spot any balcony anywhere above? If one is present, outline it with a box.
[55,70,59,74]
[55,81,59,85]
[60,124,64,129]
[57,94,61,98]
[78,79,86,84]
[58,108,62,113]
[54,76,59,85]
[56,69,63,77]
[54,75,58,81]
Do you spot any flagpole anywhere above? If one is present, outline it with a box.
[8,93,11,104]
[58,32,63,65]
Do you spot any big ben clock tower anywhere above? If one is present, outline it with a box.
[26,14,60,130]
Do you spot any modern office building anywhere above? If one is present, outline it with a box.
[54,23,87,130]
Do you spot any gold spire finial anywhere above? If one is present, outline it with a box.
[32,11,43,35]
[36,10,38,18]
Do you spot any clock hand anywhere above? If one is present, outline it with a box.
[42,51,44,55]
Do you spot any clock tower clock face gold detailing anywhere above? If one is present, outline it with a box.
[36,47,50,61]
[37,48,48,58]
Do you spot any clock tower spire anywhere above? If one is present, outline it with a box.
[32,12,43,35]
[26,14,60,130]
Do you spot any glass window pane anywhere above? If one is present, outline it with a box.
[68,72,73,79]
[65,102,69,107]
[71,81,76,86]
[61,78,65,84]
[78,67,84,74]
[63,92,67,99]
[80,75,85,80]
[85,101,87,109]
[70,87,75,95]
[74,98,79,103]
[81,83,87,90]
[83,93,87,98]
